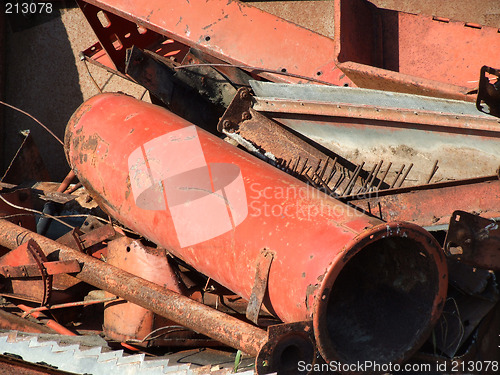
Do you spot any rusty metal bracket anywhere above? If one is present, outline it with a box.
[0,239,52,305]
[255,321,316,375]
[57,224,116,252]
[246,248,274,325]
[445,210,500,270]
[476,66,500,117]
[1,260,81,278]
[217,87,253,133]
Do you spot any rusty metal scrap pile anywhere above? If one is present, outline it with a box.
[0,1,499,374]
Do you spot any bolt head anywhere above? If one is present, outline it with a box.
[239,90,250,100]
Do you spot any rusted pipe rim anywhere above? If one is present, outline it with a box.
[313,222,448,371]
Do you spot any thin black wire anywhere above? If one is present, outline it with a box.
[0,100,63,145]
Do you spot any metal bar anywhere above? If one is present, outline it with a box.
[0,260,80,278]
[390,164,406,189]
[246,249,274,324]
[376,162,392,190]
[0,308,55,334]
[16,305,76,336]
[325,157,338,185]
[319,157,330,179]
[0,220,268,356]
[314,173,336,196]
[64,182,82,194]
[339,61,473,102]
[343,162,364,196]
[397,163,414,188]
[252,98,500,132]
[348,174,499,200]
[0,353,78,375]
[57,171,76,194]
[359,163,377,193]
[21,297,120,319]
[426,160,439,184]
[366,160,383,192]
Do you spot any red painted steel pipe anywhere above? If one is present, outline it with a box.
[64,93,448,366]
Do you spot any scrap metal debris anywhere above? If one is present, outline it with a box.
[0,1,499,374]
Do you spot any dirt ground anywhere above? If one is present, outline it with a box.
[2,3,149,181]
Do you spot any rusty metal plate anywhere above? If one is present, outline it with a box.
[477,65,500,117]
[445,210,500,270]
[351,177,500,228]
[246,248,274,324]
[78,0,347,85]
[0,240,52,305]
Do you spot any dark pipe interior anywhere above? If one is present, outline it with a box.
[271,334,315,375]
[326,237,439,363]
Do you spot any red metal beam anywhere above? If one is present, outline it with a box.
[77,0,347,84]
[78,0,500,101]
[350,178,500,228]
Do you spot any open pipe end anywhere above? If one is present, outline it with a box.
[313,223,447,372]
[256,322,316,375]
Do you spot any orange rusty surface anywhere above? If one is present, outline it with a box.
[104,237,185,342]
[65,93,382,323]
[339,62,475,102]
[252,97,500,132]
[334,0,500,98]
[0,241,49,304]
[395,13,500,89]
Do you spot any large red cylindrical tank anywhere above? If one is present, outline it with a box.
[65,93,447,366]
